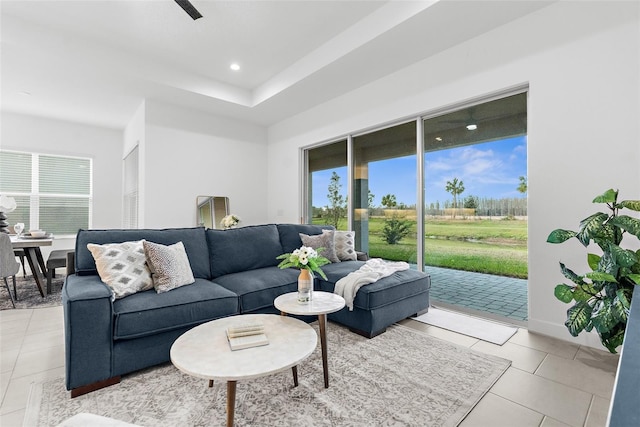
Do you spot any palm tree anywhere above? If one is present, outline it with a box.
[445,178,465,217]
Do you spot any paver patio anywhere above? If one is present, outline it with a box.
[424,266,528,323]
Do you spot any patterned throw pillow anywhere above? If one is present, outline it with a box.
[143,240,195,293]
[299,229,340,263]
[334,230,357,261]
[87,240,153,299]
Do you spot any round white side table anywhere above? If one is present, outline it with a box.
[274,291,346,388]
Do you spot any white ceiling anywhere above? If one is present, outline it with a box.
[0,0,553,129]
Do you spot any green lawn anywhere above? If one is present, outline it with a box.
[314,216,528,279]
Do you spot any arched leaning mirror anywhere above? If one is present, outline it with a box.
[196,196,229,229]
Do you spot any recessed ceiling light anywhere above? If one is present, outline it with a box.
[435,137,442,142]
[466,124,478,131]
[230,63,240,71]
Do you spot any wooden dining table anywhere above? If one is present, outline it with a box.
[10,234,53,298]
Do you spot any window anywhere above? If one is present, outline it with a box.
[305,139,348,229]
[0,150,92,236]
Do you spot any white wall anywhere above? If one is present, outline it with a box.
[123,101,146,227]
[142,101,269,229]
[0,112,123,256]
[266,2,640,347]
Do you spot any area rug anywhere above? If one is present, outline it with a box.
[25,322,511,427]
[415,307,518,345]
[0,276,64,310]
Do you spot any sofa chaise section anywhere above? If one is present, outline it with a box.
[319,261,431,337]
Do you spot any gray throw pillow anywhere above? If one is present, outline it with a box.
[299,229,340,263]
[87,240,153,299]
[143,240,195,293]
[334,230,357,261]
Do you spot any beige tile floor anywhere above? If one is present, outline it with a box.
[0,306,619,427]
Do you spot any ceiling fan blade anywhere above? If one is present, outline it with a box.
[175,0,203,20]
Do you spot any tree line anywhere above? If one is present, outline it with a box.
[314,172,528,222]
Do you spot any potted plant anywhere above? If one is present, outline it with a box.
[277,246,330,304]
[547,189,640,353]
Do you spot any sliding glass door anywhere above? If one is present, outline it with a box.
[422,92,528,321]
[352,121,417,263]
[302,90,529,322]
[306,139,348,230]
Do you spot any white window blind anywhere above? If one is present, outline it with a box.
[0,150,92,235]
[123,146,138,229]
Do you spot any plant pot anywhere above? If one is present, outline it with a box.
[297,269,313,304]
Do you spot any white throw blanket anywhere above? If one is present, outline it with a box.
[334,258,410,310]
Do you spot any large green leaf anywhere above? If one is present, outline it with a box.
[625,273,640,285]
[565,301,593,336]
[608,242,639,268]
[593,189,618,204]
[632,251,640,274]
[617,200,640,211]
[611,289,629,323]
[547,229,576,244]
[591,221,619,249]
[554,284,574,303]
[559,263,586,286]
[591,298,617,334]
[577,212,608,246]
[610,215,640,238]
[619,287,633,306]
[587,253,601,270]
[600,324,626,354]
[585,271,618,283]
[574,283,598,301]
[598,252,619,278]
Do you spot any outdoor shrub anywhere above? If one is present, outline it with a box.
[382,216,411,244]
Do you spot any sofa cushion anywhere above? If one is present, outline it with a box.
[87,240,153,299]
[206,225,283,278]
[319,261,430,311]
[277,224,334,254]
[143,240,195,293]
[75,227,211,279]
[213,267,299,313]
[334,230,357,261]
[112,278,239,340]
[299,229,340,263]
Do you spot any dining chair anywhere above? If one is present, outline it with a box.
[9,226,27,278]
[0,233,20,307]
[14,249,26,278]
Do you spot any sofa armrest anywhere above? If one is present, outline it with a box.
[62,274,114,391]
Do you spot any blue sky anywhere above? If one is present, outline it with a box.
[312,136,527,208]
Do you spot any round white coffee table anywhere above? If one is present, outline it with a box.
[274,291,346,388]
[170,314,317,427]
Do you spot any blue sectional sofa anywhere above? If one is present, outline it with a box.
[63,224,431,396]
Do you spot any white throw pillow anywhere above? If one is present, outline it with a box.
[334,230,357,261]
[143,240,195,293]
[87,240,153,299]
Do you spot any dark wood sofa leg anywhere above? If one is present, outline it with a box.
[70,376,121,398]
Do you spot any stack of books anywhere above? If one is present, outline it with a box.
[225,322,269,351]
